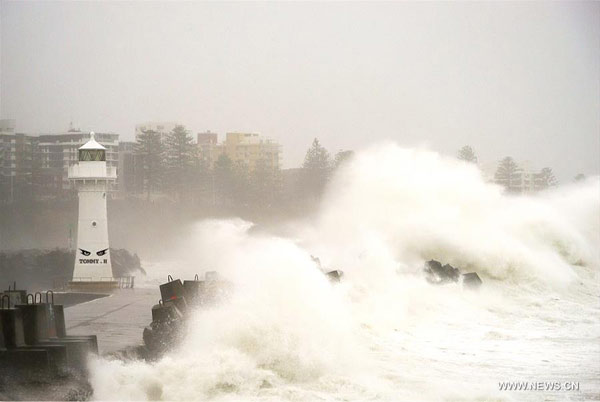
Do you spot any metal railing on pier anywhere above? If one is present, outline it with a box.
[53,276,135,290]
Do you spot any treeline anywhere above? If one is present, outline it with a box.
[132,127,353,213]
[456,145,586,194]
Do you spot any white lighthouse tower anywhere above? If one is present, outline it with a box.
[68,132,116,285]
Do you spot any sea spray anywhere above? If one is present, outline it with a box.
[309,144,598,286]
[91,221,370,400]
[90,144,599,401]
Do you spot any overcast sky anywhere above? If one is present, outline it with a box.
[1,1,598,179]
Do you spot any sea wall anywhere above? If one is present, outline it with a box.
[0,248,145,291]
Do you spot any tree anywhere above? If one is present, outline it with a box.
[333,150,354,169]
[249,159,282,210]
[213,154,235,206]
[535,167,558,190]
[232,160,251,208]
[165,125,197,201]
[574,173,586,182]
[494,157,522,193]
[134,130,165,200]
[301,138,331,198]
[191,157,212,205]
[457,145,477,163]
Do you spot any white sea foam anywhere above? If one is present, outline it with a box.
[90,144,600,401]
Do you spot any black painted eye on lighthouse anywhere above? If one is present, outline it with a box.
[79,248,91,256]
[96,248,109,256]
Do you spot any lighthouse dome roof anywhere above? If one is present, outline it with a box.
[79,132,106,150]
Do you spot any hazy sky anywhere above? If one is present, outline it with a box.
[1,1,598,179]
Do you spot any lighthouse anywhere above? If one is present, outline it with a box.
[68,132,116,284]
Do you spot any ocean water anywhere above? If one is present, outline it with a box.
[89,145,600,401]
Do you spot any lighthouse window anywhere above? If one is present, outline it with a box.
[79,149,106,161]
[92,221,97,227]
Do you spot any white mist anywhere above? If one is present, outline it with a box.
[90,144,600,401]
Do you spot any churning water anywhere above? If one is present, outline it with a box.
[89,145,600,401]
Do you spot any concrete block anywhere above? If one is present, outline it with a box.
[53,304,67,338]
[0,348,50,376]
[16,304,49,345]
[160,279,186,303]
[326,270,344,282]
[462,272,483,289]
[0,308,26,348]
[0,290,27,307]
[183,280,205,304]
[60,335,98,355]
[0,316,5,351]
[36,339,91,370]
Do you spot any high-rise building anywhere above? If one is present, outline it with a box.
[1,122,121,202]
[117,141,143,195]
[36,130,119,198]
[197,131,220,167]
[135,122,180,142]
[197,131,281,171]
[0,119,16,133]
[223,132,281,171]
[0,120,39,203]
[484,159,552,194]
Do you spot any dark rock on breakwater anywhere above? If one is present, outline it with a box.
[0,248,145,291]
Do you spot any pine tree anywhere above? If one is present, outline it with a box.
[165,125,196,200]
[191,157,212,205]
[457,145,478,163]
[250,159,282,210]
[535,167,558,190]
[232,160,251,208]
[301,138,331,198]
[134,129,165,200]
[494,157,521,193]
[333,150,354,169]
[213,154,235,206]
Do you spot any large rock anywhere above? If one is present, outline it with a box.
[462,272,483,289]
[424,260,483,289]
[424,260,461,284]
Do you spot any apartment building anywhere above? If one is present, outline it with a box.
[197,131,281,171]
[0,120,39,203]
[117,141,143,195]
[483,160,552,194]
[135,122,180,142]
[36,130,119,198]
[197,131,220,167]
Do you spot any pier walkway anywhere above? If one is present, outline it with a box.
[64,288,159,354]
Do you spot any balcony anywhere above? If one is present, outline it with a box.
[68,162,117,180]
